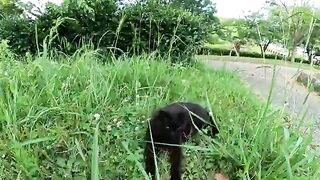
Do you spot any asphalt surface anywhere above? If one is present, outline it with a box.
[205,60,320,145]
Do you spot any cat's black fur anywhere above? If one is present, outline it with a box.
[144,102,219,180]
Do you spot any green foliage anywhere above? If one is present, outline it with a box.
[0,40,14,61]
[206,34,224,44]
[0,0,23,19]
[116,0,213,62]
[170,0,216,14]
[0,52,319,178]
[161,0,218,23]
[243,12,282,55]
[0,0,217,63]
[267,1,317,61]
[0,15,35,54]
[0,0,37,55]
[32,0,118,54]
[219,18,249,43]
[303,13,320,61]
[308,19,320,48]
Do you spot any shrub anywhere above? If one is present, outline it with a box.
[206,34,223,45]
[33,0,118,54]
[117,0,214,62]
[0,40,15,61]
[0,15,35,55]
[0,0,216,63]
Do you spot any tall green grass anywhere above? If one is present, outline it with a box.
[0,49,319,179]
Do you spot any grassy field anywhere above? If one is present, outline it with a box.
[202,43,306,61]
[203,43,266,55]
[0,51,319,179]
[198,55,320,71]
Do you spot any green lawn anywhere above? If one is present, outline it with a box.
[204,43,266,54]
[198,55,320,71]
[0,52,319,179]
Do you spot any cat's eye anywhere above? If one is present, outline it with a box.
[171,126,179,131]
[165,125,180,131]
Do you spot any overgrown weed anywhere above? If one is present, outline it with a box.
[0,49,319,179]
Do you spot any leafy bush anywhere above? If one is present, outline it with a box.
[0,15,35,55]
[32,0,118,54]
[0,40,15,61]
[206,34,223,44]
[0,0,216,63]
[116,1,213,62]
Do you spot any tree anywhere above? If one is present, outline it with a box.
[302,12,320,63]
[219,18,239,41]
[0,0,36,54]
[220,18,250,55]
[154,0,218,25]
[244,12,282,58]
[157,0,217,15]
[267,0,316,62]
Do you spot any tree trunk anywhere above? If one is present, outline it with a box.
[288,46,297,62]
[230,41,241,57]
[259,41,271,58]
[263,41,271,52]
[259,44,264,58]
[306,47,312,63]
[234,41,241,57]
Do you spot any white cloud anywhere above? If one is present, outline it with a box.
[215,0,266,19]
[215,0,320,19]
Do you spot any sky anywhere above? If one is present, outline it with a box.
[215,0,320,19]
[22,0,320,19]
[215,0,267,19]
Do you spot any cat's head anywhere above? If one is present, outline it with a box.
[150,108,187,140]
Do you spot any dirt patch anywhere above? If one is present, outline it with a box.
[256,65,272,69]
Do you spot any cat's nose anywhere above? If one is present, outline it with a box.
[170,131,176,137]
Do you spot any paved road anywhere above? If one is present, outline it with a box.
[205,60,320,145]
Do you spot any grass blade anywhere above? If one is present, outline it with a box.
[91,122,100,180]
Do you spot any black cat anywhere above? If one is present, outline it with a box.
[144,102,219,180]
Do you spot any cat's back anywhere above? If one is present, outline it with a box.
[163,102,208,117]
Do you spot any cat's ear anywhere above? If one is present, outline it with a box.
[157,109,169,121]
[150,109,169,128]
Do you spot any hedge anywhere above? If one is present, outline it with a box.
[198,47,308,63]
